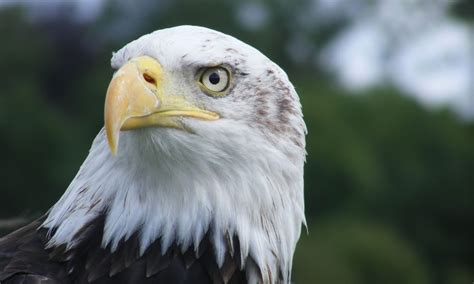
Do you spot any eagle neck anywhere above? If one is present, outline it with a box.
[42,128,305,283]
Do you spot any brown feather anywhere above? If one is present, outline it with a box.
[1,214,252,283]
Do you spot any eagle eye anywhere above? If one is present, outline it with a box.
[198,66,230,96]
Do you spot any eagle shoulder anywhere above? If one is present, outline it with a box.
[0,217,68,283]
[1,214,252,283]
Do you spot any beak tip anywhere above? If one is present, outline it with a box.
[110,147,118,156]
[105,126,119,156]
[108,136,119,156]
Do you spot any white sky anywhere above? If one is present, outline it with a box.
[317,0,473,118]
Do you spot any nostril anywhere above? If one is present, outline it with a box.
[143,73,156,85]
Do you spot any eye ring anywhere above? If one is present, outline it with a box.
[198,66,231,96]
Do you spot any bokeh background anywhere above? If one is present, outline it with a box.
[0,0,473,283]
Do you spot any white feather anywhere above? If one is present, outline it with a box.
[42,26,306,283]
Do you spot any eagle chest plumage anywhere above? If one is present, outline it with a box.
[0,215,250,283]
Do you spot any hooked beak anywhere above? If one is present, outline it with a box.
[104,56,219,155]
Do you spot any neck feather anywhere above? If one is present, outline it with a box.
[42,127,305,282]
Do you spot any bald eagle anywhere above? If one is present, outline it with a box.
[0,26,306,284]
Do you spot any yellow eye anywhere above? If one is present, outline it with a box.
[199,67,230,96]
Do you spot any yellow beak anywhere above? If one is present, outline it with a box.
[104,56,219,155]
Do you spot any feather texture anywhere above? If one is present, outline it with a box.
[0,214,250,283]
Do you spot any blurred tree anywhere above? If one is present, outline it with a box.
[449,0,474,22]
[293,219,429,284]
[298,79,474,283]
[0,7,102,219]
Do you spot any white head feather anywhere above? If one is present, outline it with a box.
[42,26,306,283]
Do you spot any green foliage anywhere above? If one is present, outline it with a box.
[0,7,101,217]
[449,0,474,22]
[293,219,429,284]
[296,80,474,282]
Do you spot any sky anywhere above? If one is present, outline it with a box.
[317,0,473,118]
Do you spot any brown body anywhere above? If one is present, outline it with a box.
[0,215,248,284]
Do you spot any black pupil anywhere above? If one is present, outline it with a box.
[209,72,220,85]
